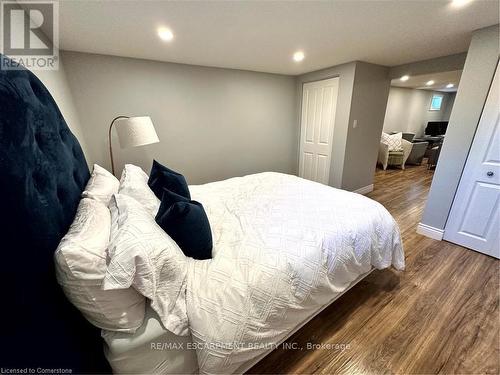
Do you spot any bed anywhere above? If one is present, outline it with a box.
[104,172,404,374]
[0,54,404,374]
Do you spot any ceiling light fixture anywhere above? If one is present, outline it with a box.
[426,80,435,86]
[446,83,455,88]
[158,27,174,42]
[293,51,305,62]
[451,0,474,7]
[400,75,410,82]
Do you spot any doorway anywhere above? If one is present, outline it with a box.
[377,70,461,174]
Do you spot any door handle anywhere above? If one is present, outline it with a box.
[487,171,494,177]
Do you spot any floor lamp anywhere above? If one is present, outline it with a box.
[108,116,160,175]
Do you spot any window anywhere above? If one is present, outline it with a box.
[429,94,444,111]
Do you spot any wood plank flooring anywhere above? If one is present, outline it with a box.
[248,164,499,374]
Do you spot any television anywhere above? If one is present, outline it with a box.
[425,121,448,136]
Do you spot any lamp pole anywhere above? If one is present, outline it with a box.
[108,115,129,175]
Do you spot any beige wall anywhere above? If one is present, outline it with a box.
[61,51,297,184]
[422,24,499,230]
[383,87,455,137]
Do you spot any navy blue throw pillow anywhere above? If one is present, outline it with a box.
[148,160,191,200]
[155,189,212,260]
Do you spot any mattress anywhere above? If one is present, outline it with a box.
[104,270,372,375]
[102,305,198,374]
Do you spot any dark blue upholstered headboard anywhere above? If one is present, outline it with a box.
[0,54,110,372]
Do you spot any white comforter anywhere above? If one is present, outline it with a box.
[184,172,404,374]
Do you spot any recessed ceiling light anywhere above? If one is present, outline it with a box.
[451,0,474,7]
[446,83,455,88]
[293,51,305,62]
[400,75,410,82]
[158,27,174,42]
[426,80,435,86]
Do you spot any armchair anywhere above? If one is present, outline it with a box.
[406,141,429,165]
[378,139,413,170]
[427,143,442,169]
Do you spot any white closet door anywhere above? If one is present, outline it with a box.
[444,62,500,259]
[299,77,339,185]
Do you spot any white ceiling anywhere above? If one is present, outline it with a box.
[392,70,462,92]
[55,0,499,75]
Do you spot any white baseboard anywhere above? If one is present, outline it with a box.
[353,184,374,195]
[416,223,444,241]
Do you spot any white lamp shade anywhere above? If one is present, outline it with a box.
[115,116,159,148]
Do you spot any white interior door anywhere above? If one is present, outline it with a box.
[444,62,500,259]
[299,77,339,184]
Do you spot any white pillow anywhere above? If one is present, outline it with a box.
[54,198,146,333]
[103,194,189,336]
[82,164,119,205]
[118,164,160,215]
[381,132,403,151]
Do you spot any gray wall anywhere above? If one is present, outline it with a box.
[343,62,390,191]
[422,24,499,230]
[1,7,90,165]
[61,52,297,184]
[296,61,390,191]
[389,53,467,79]
[383,87,455,136]
[34,57,90,163]
[296,62,357,188]
[442,92,456,122]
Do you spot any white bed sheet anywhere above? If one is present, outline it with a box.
[186,172,404,374]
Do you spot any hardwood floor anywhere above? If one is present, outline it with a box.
[248,164,499,374]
